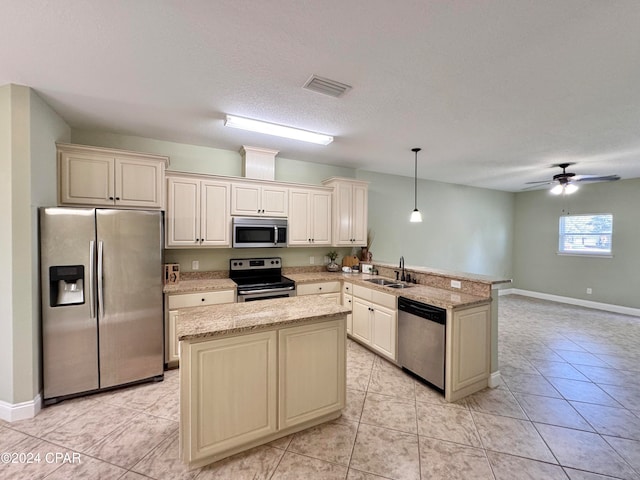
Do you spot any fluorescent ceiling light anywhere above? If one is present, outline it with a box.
[225,115,333,145]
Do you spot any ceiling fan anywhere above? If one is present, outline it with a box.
[524,163,620,195]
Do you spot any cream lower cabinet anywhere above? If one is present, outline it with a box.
[342,282,353,335]
[351,285,397,361]
[278,320,346,429]
[446,303,491,402]
[165,290,235,364]
[58,143,166,208]
[180,318,346,468]
[166,175,231,247]
[181,330,278,464]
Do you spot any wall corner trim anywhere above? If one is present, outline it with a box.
[0,393,42,422]
[499,288,640,317]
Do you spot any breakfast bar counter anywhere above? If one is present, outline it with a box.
[177,296,350,469]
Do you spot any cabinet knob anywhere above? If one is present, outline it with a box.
[201,298,205,302]
[115,197,120,200]
[319,287,322,291]
[109,196,114,200]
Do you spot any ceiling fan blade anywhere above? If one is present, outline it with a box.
[522,183,552,190]
[524,180,553,185]
[575,175,621,182]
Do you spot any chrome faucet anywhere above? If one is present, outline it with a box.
[399,256,406,282]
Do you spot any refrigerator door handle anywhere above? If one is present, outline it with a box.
[89,240,96,319]
[97,241,104,318]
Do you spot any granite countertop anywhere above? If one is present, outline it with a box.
[176,295,351,341]
[286,272,490,309]
[163,278,237,294]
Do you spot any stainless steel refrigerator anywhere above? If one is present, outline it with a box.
[39,207,164,404]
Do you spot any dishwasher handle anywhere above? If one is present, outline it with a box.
[398,297,446,324]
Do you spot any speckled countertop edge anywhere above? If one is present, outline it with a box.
[176,295,351,341]
[286,272,490,309]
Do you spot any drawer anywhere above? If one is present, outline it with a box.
[168,290,235,309]
[297,281,341,296]
[353,284,396,310]
[342,282,353,295]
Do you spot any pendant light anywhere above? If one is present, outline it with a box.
[410,147,423,222]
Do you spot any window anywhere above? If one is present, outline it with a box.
[558,214,613,256]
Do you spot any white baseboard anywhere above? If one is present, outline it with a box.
[488,371,502,388]
[0,393,42,422]
[499,288,640,317]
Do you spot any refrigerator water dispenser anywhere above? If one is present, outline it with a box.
[49,265,85,306]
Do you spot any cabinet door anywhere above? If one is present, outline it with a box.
[201,181,231,246]
[288,189,311,245]
[310,191,332,245]
[278,320,345,429]
[182,331,277,463]
[59,152,114,205]
[115,157,164,208]
[351,183,368,246]
[352,298,372,344]
[371,305,397,360]
[333,182,353,245]
[261,186,288,217]
[166,177,200,247]
[450,305,490,393]
[168,310,180,363]
[231,183,261,215]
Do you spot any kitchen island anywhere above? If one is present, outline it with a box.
[176,295,351,469]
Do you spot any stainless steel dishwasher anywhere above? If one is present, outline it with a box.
[398,297,446,391]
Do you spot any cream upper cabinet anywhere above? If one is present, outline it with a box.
[166,175,230,248]
[58,143,167,209]
[288,187,332,246]
[231,181,288,217]
[322,178,368,246]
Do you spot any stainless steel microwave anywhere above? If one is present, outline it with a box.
[232,217,288,248]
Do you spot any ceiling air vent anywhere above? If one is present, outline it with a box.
[303,75,352,98]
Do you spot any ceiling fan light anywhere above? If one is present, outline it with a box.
[550,184,564,195]
[410,209,423,223]
[565,183,578,194]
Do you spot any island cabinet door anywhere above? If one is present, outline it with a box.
[278,319,346,430]
[182,331,277,463]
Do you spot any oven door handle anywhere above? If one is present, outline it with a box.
[238,286,295,295]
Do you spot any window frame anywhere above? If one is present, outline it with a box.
[557,213,614,258]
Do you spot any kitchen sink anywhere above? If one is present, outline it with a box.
[365,278,397,286]
[364,278,413,289]
[385,283,413,289]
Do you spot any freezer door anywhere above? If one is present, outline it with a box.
[40,207,99,400]
[96,209,163,388]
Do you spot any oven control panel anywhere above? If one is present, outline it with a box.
[230,257,281,271]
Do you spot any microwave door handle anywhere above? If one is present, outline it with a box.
[274,226,278,245]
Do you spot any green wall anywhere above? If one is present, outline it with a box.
[0,85,70,409]
[513,179,640,309]
[357,170,515,278]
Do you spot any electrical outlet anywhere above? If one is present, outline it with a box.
[192,260,199,270]
[309,256,315,265]
[586,288,592,295]
[451,280,462,289]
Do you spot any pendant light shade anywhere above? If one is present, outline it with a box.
[410,148,423,222]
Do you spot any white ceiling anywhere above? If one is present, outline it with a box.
[2,0,640,192]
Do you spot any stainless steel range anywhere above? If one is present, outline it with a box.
[230,257,296,302]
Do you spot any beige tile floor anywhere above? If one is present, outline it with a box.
[1,294,640,479]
